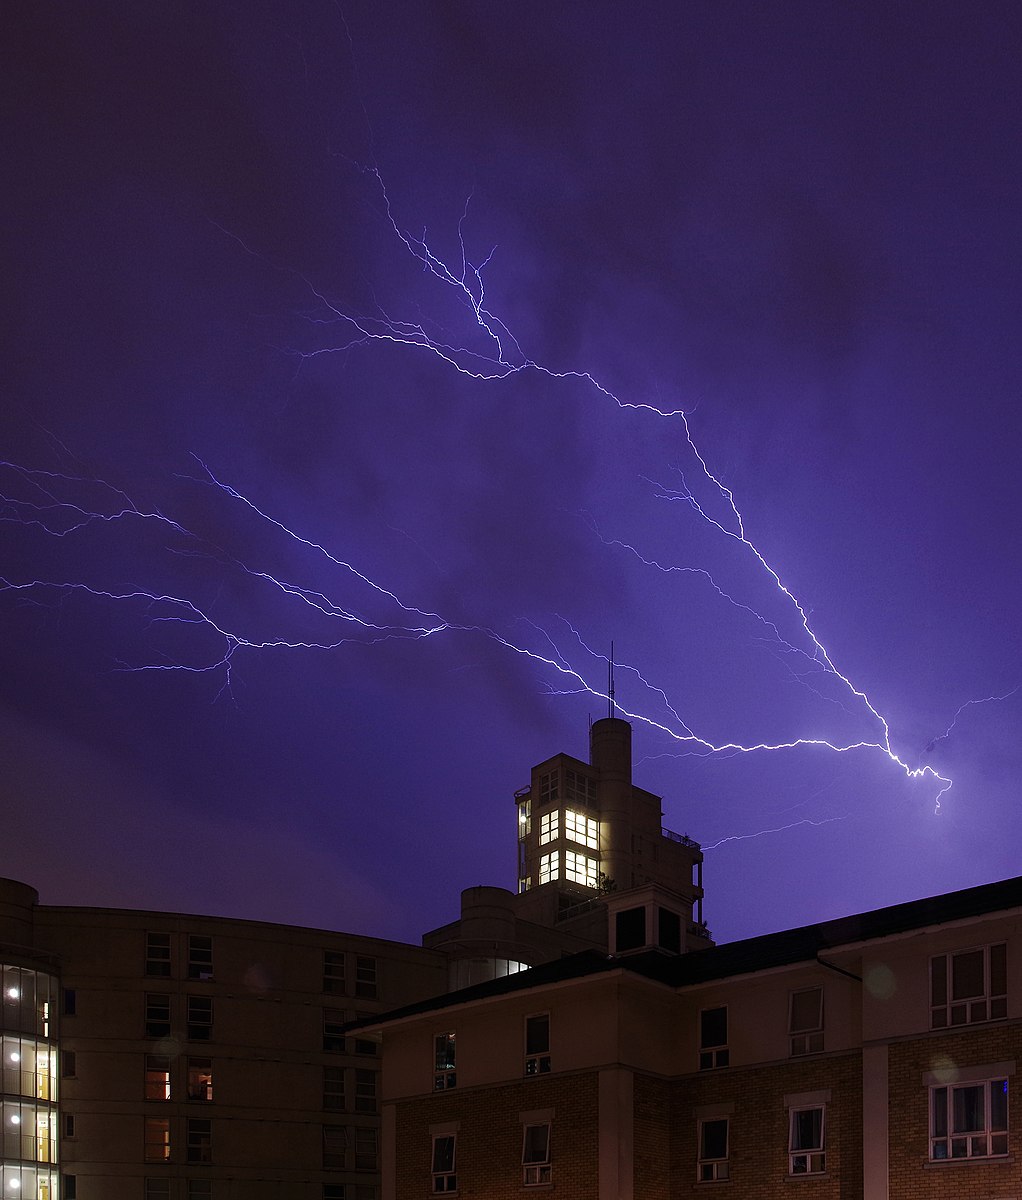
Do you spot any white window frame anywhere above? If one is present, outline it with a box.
[697,1117,730,1181]
[431,1132,457,1193]
[788,1105,825,1175]
[564,808,598,849]
[522,1121,551,1185]
[539,810,560,845]
[930,1077,1008,1160]
[538,852,558,885]
[789,987,824,1056]
[564,849,599,887]
[524,1013,551,1076]
[930,943,1007,1029]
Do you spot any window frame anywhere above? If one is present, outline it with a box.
[524,1013,551,1076]
[145,932,172,978]
[144,1117,170,1163]
[187,1057,213,1102]
[564,808,598,849]
[697,1117,730,1182]
[788,1105,826,1175]
[930,1077,1008,1160]
[323,951,346,995]
[538,852,559,885]
[144,1054,172,1101]
[931,943,1007,1029]
[522,1121,551,1186]
[789,987,824,1057]
[187,935,213,981]
[431,1132,457,1193]
[564,848,599,887]
[434,1031,457,1091]
[323,1065,345,1111]
[144,993,171,1039]
[186,995,213,1041]
[699,1006,729,1070]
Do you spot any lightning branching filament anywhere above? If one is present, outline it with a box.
[4,169,995,821]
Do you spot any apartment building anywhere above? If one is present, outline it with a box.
[1,716,704,1198]
[359,875,1022,1199]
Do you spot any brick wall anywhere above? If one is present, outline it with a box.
[888,1023,1021,1200]
[669,1053,863,1200]
[393,1072,598,1200]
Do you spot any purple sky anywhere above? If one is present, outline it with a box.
[3,2,1020,947]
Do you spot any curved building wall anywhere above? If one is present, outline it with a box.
[1,961,59,1200]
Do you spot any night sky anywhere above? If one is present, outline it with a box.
[3,2,1020,947]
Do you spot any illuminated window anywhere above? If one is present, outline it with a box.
[931,1078,1008,1159]
[931,945,1006,1028]
[699,1007,728,1070]
[518,799,531,839]
[538,853,558,885]
[187,1058,213,1101]
[144,1117,170,1162]
[431,1133,457,1193]
[564,809,598,849]
[145,933,172,978]
[324,1010,346,1053]
[323,951,345,995]
[564,850,598,887]
[789,1105,825,1174]
[539,810,559,845]
[522,1122,551,1185]
[354,1125,377,1171]
[564,770,596,806]
[539,770,558,804]
[698,1118,729,1181]
[518,877,532,893]
[187,996,213,1040]
[187,935,213,981]
[525,1014,550,1075]
[186,1118,211,1163]
[790,988,824,1056]
[145,994,171,1039]
[434,1032,456,1090]
[144,1054,171,1101]
[355,957,377,999]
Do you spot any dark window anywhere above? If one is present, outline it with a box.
[324,1009,346,1053]
[931,944,1007,1027]
[63,988,76,1016]
[145,1180,171,1200]
[187,1181,212,1199]
[64,1115,76,1138]
[324,1188,346,1200]
[324,1066,345,1111]
[698,1118,729,1181]
[354,1126,377,1171]
[355,957,377,999]
[187,995,213,1040]
[658,907,681,954]
[700,1007,728,1069]
[431,1133,457,1192]
[525,1013,551,1075]
[186,1118,212,1164]
[353,1038,377,1057]
[931,1078,1008,1159]
[145,932,172,977]
[187,935,213,981]
[616,906,646,952]
[323,951,345,994]
[522,1122,551,1185]
[434,1031,456,1090]
[355,1068,377,1113]
[63,1177,77,1200]
[62,1050,77,1078]
[789,1106,825,1174]
[323,1125,347,1169]
[145,993,171,1039]
[790,988,824,1055]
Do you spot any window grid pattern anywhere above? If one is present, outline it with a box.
[931,944,1007,1028]
[323,951,345,995]
[355,957,377,999]
[564,808,598,849]
[564,770,596,806]
[323,1066,345,1111]
[538,771,558,804]
[145,933,171,978]
[539,811,559,846]
[524,1013,551,1076]
[699,1007,729,1070]
[538,853,558,885]
[564,850,598,887]
[144,1054,171,1101]
[931,1078,1008,1159]
[187,996,213,1040]
[518,799,531,839]
[145,994,171,1039]
[354,1126,377,1171]
[187,935,213,980]
[144,1117,170,1163]
[354,1068,377,1113]
[324,1009,346,1053]
[186,1118,211,1163]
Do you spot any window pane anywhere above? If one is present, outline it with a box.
[435,1032,456,1071]
[932,1087,948,1137]
[952,1085,983,1134]
[990,944,1007,995]
[700,1007,727,1049]
[522,1123,550,1164]
[951,950,984,1001]
[526,1015,549,1055]
[790,988,822,1033]
[700,1119,728,1159]
[792,1108,822,1151]
[930,956,947,1006]
[432,1135,455,1174]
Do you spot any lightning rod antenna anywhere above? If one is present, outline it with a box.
[608,641,615,718]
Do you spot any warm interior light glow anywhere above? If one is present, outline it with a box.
[10,1114,21,1124]
[6,988,19,1000]
[9,1052,20,1062]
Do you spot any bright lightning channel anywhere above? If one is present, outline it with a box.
[1,170,972,817]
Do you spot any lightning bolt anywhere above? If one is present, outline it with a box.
[2,166,983,830]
